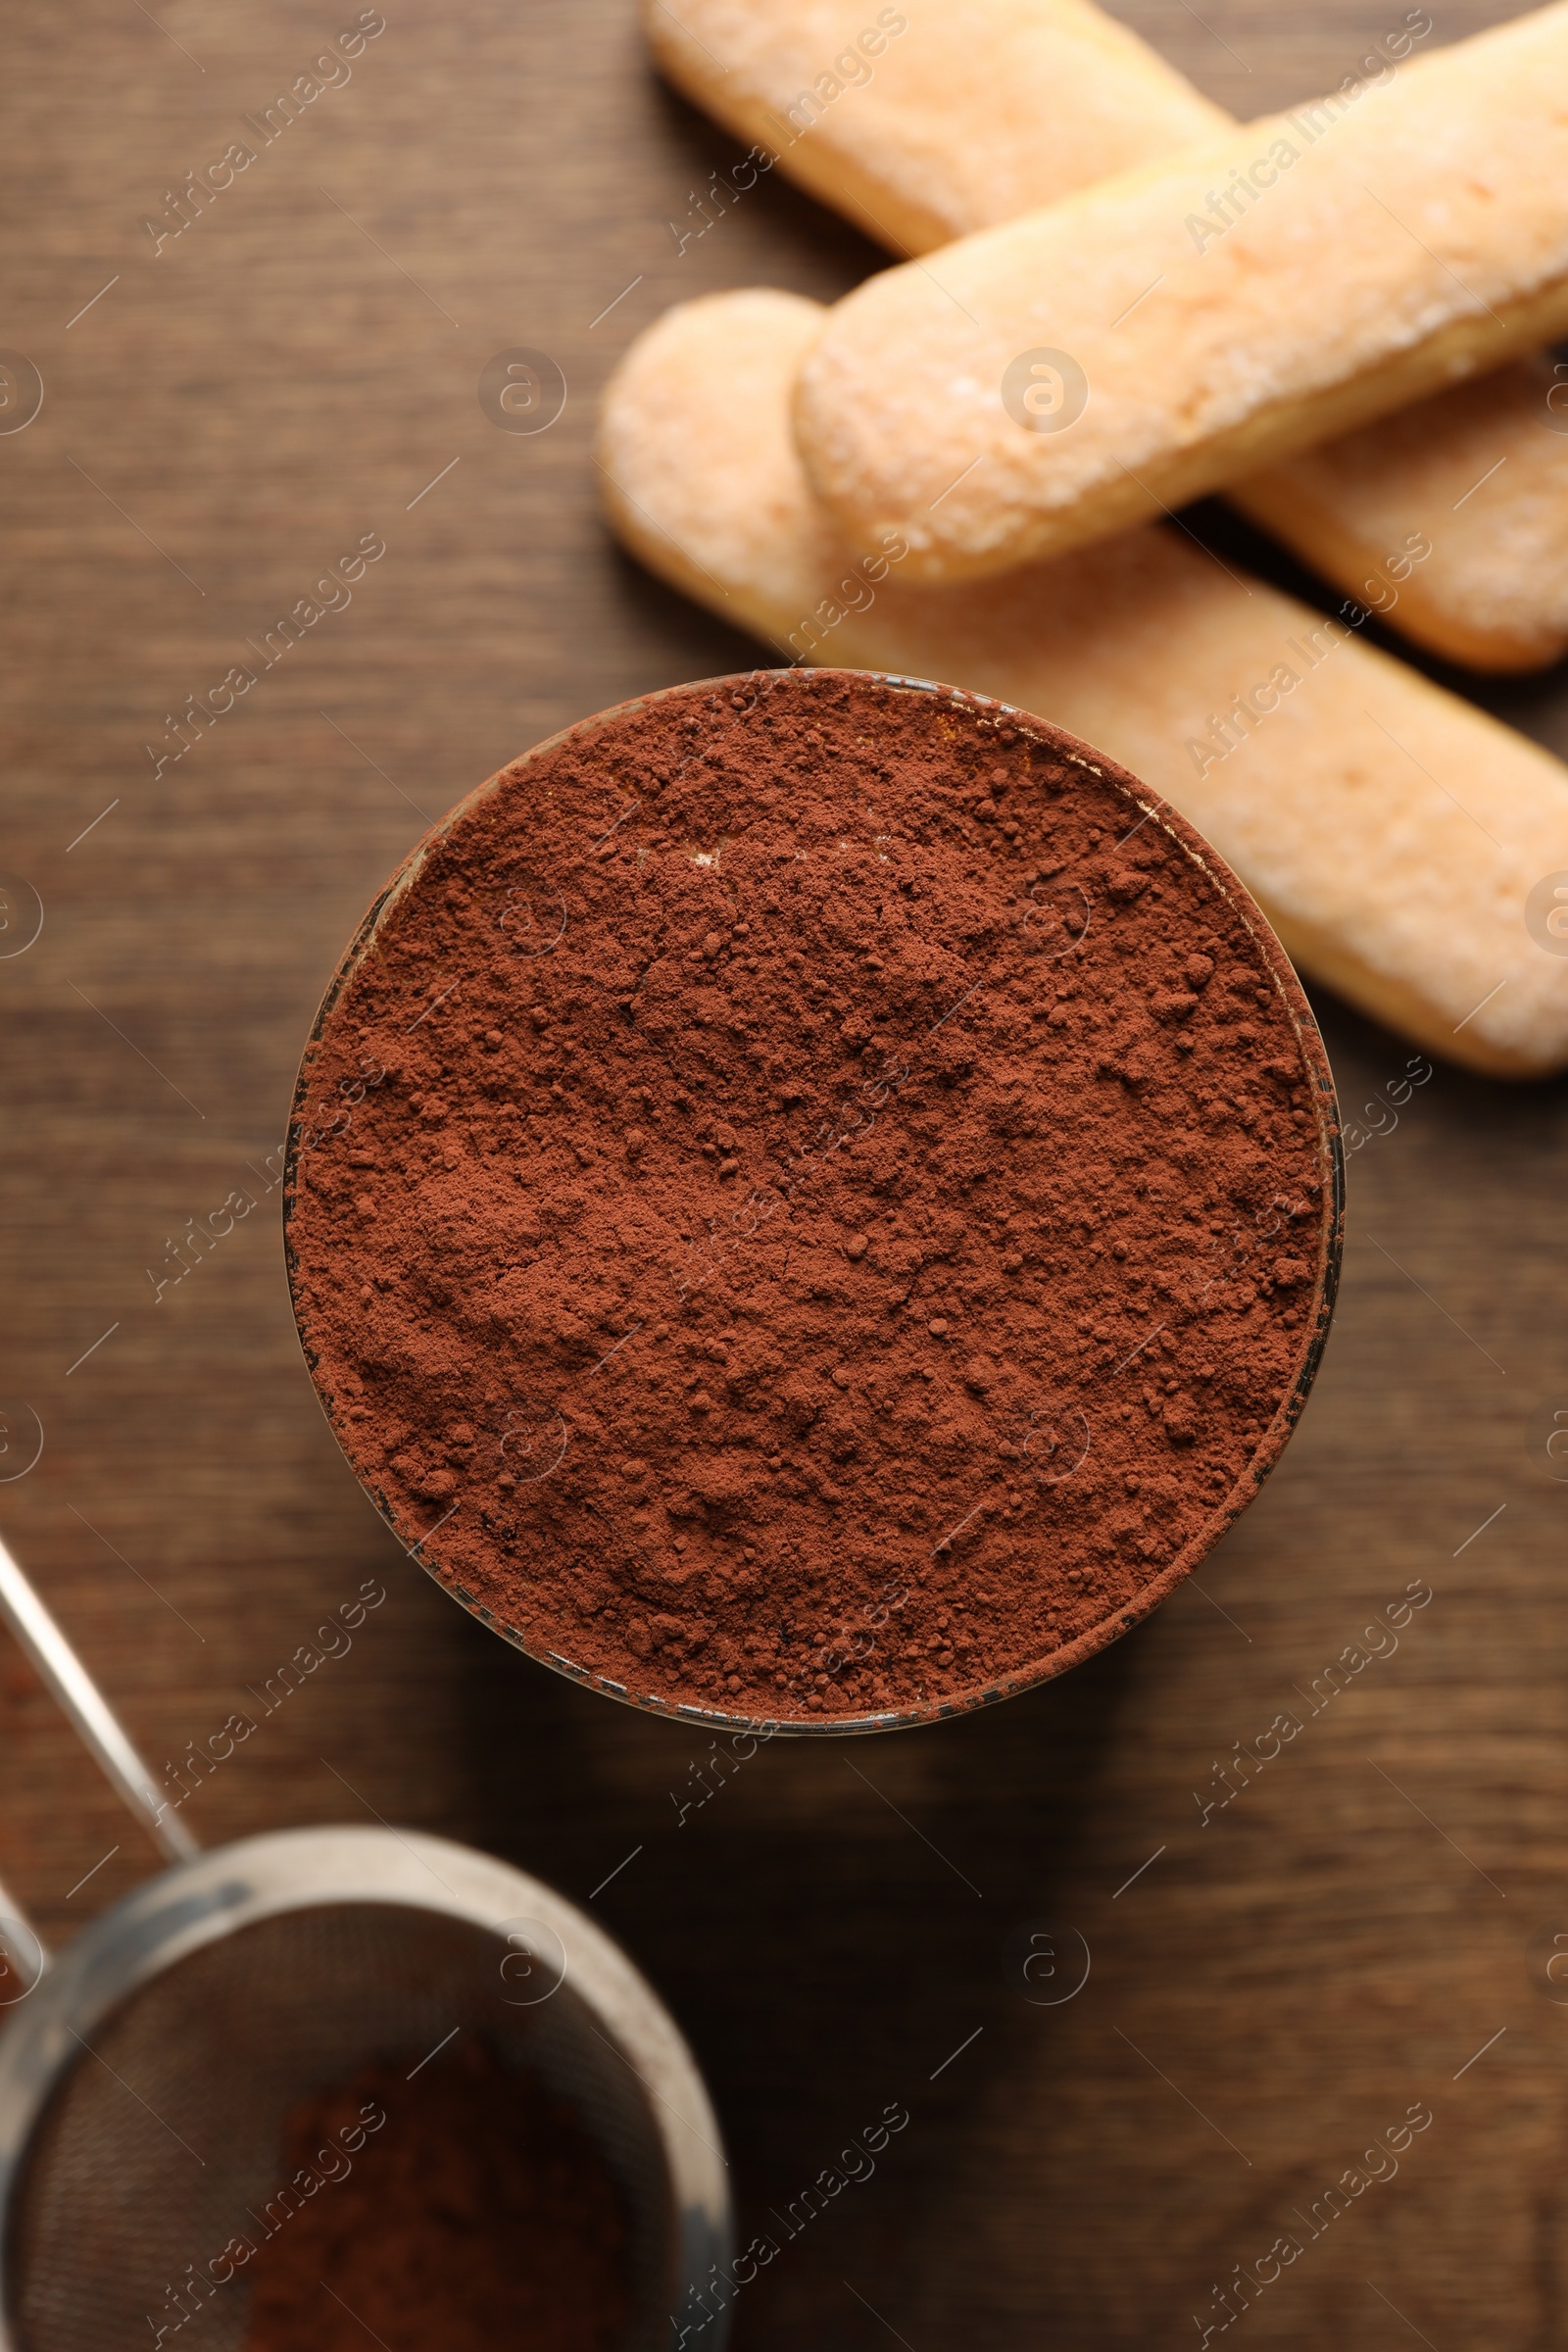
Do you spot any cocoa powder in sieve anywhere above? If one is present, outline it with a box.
[287,669,1337,1723]
[240,2039,630,2352]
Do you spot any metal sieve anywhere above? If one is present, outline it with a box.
[0,1532,730,2351]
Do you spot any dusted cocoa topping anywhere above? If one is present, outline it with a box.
[241,2040,631,2352]
[286,669,1338,1725]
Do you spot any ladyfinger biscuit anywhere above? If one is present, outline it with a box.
[644,0,1227,253]
[791,4,1568,584]
[1232,355,1568,674]
[598,289,1568,1077]
[648,0,1568,670]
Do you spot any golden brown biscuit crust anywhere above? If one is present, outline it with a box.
[790,8,1568,582]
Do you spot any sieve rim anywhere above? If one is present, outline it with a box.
[0,1825,731,2351]
[285,666,1343,1740]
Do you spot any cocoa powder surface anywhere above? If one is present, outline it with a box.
[287,669,1336,1722]
[240,2040,631,2352]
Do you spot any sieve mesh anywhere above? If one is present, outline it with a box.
[6,1903,673,2352]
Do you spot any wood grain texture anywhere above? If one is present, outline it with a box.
[0,1,1564,2343]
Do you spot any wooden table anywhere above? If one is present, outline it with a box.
[1,2,1563,2342]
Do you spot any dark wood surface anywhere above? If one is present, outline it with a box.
[2,2,1565,2343]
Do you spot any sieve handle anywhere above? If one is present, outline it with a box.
[0,1529,200,1869]
[0,1864,47,1982]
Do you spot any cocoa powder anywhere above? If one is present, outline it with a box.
[286,669,1339,1725]
[240,2039,631,2352]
